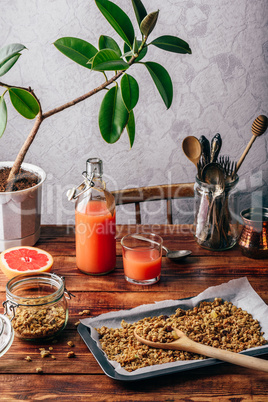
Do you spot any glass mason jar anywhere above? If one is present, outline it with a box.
[75,158,116,275]
[194,175,240,250]
[3,272,72,341]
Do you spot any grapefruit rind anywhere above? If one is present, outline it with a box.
[0,246,53,279]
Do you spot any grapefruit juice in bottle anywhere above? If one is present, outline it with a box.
[75,159,116,275]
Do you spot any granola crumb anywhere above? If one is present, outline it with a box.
[67,341,74,347]
[67,351,75,358]
[79,309,90,316]
[36,367,43,374]
[49,346,53,351]
[25,356,32,362]
[51,355,56,360]
[40,350,50,358]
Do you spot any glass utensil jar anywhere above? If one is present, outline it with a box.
[194,176,240,250]
[74,158,116,275]
[3,272,71,341]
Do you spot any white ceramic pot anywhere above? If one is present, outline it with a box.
[0,162,46,251]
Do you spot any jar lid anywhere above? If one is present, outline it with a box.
[0,314,14,357]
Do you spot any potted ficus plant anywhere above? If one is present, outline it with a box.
[0,0,191,250]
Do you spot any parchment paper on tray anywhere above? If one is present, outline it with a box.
[80,277,268,376]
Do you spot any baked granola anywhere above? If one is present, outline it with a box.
[96,298,267,372]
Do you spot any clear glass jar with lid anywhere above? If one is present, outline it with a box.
[0,314,14,357]
[3,272,73,341]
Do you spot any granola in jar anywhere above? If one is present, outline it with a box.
[4,273,72,340]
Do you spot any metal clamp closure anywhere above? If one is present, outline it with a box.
[3,300,18,321]
[66,171,95,201]
[57,275,76,300]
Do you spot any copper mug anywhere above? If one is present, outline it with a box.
[238,207,268,259]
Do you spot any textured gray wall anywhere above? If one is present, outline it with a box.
[1,0,267,225]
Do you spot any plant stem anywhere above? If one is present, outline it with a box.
[42,69,124,119]
[3,55,137,187]
[6,111,44,189]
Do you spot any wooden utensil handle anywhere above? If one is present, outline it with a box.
[236,135,256,172]
[184,338,268,372]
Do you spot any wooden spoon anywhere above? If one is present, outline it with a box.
[236,115,268,172]
[182,136,202,168]
[134,327,268,373]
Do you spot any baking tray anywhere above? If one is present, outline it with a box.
[77,296,268,381]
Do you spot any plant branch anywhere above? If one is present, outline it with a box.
[42,68,126,119]
[5,55,137,186]
[6,111,44,188]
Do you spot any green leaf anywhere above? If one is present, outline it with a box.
[126,109,135,148]
[133,37,139,54]
[121,74,139,111]
[8,88,40,119]
[131,0,147,27]
[0,96,7,138]
[92,49,129,71]
[151,35,191,54]
[123,41,147,62]
[54,37,97,69]
[95,0,135,48]
[144,62,173,109]
[0,54,21,77]
[121,50,134,59]
[0,43,26,65]
[140,11,159,37]
[99,35,121,56]
[99,86,129,143]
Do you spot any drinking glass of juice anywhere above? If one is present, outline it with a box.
[121,233,163,285]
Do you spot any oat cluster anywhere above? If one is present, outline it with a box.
[96,298,267,372]
[12,304,66,339]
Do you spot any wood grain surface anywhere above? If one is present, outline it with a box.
[0,224,267,401]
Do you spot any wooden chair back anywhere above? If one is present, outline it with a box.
[112,183,194,224]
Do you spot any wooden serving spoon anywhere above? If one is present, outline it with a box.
[134,327,268,373]
[236,115,268,172]
[182,136,202,168]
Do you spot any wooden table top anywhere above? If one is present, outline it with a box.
[0,224,267,401]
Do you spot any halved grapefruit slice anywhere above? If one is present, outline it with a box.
[0,246,53,279]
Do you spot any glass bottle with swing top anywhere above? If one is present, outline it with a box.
[67,158,116,275]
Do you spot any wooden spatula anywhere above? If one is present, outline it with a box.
[134,327,268,373]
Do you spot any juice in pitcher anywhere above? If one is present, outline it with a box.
[73,158,116,275]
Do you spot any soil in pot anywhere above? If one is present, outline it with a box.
[0,167,41,192]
